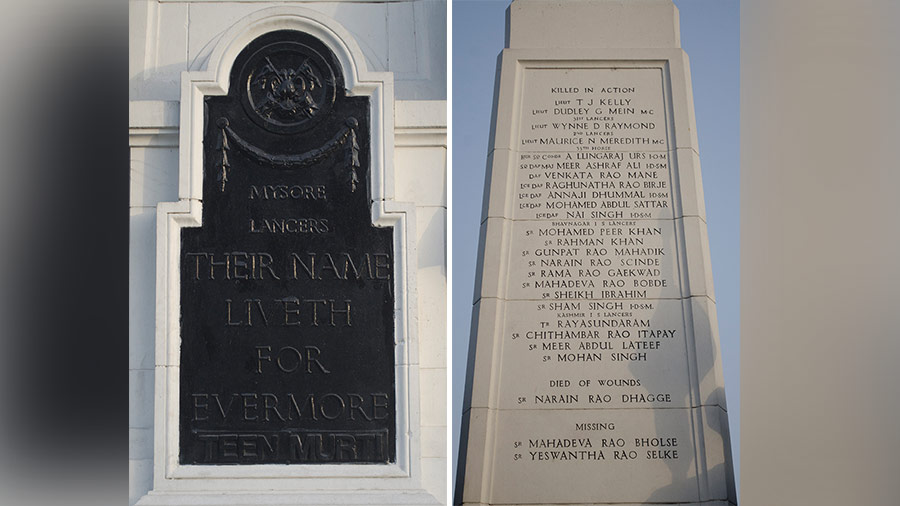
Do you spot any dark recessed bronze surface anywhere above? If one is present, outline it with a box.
[179,30,395,465]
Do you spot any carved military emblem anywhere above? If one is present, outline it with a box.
[252,57,322,121]
[241,40,337,133]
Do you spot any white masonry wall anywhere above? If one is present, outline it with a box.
[129,1,446,504]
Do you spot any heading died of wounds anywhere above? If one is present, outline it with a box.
[178,30,396,465]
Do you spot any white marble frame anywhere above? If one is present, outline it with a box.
[140,6,429,503]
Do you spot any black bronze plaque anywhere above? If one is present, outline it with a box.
[179,31,396,465]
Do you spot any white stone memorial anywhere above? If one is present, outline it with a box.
[457,1,735,505]
[129,1,447,504]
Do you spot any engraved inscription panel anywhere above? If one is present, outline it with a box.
[518,69,668,153]
[514,68,672,221]
[497,299,691,410]
[506,219,680,300]
[179,31,395,465]
[491,409,698,504]
[488,66,697,502]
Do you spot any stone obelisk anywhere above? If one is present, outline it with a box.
[456,1,736,505]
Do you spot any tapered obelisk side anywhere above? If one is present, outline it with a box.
[457,2,736,505]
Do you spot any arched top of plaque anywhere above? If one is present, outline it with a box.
[176,6,396,203]
[199,6,367,95]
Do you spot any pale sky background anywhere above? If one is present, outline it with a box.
[450,0,740,497]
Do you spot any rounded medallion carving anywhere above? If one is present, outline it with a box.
[240,40,337,134]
